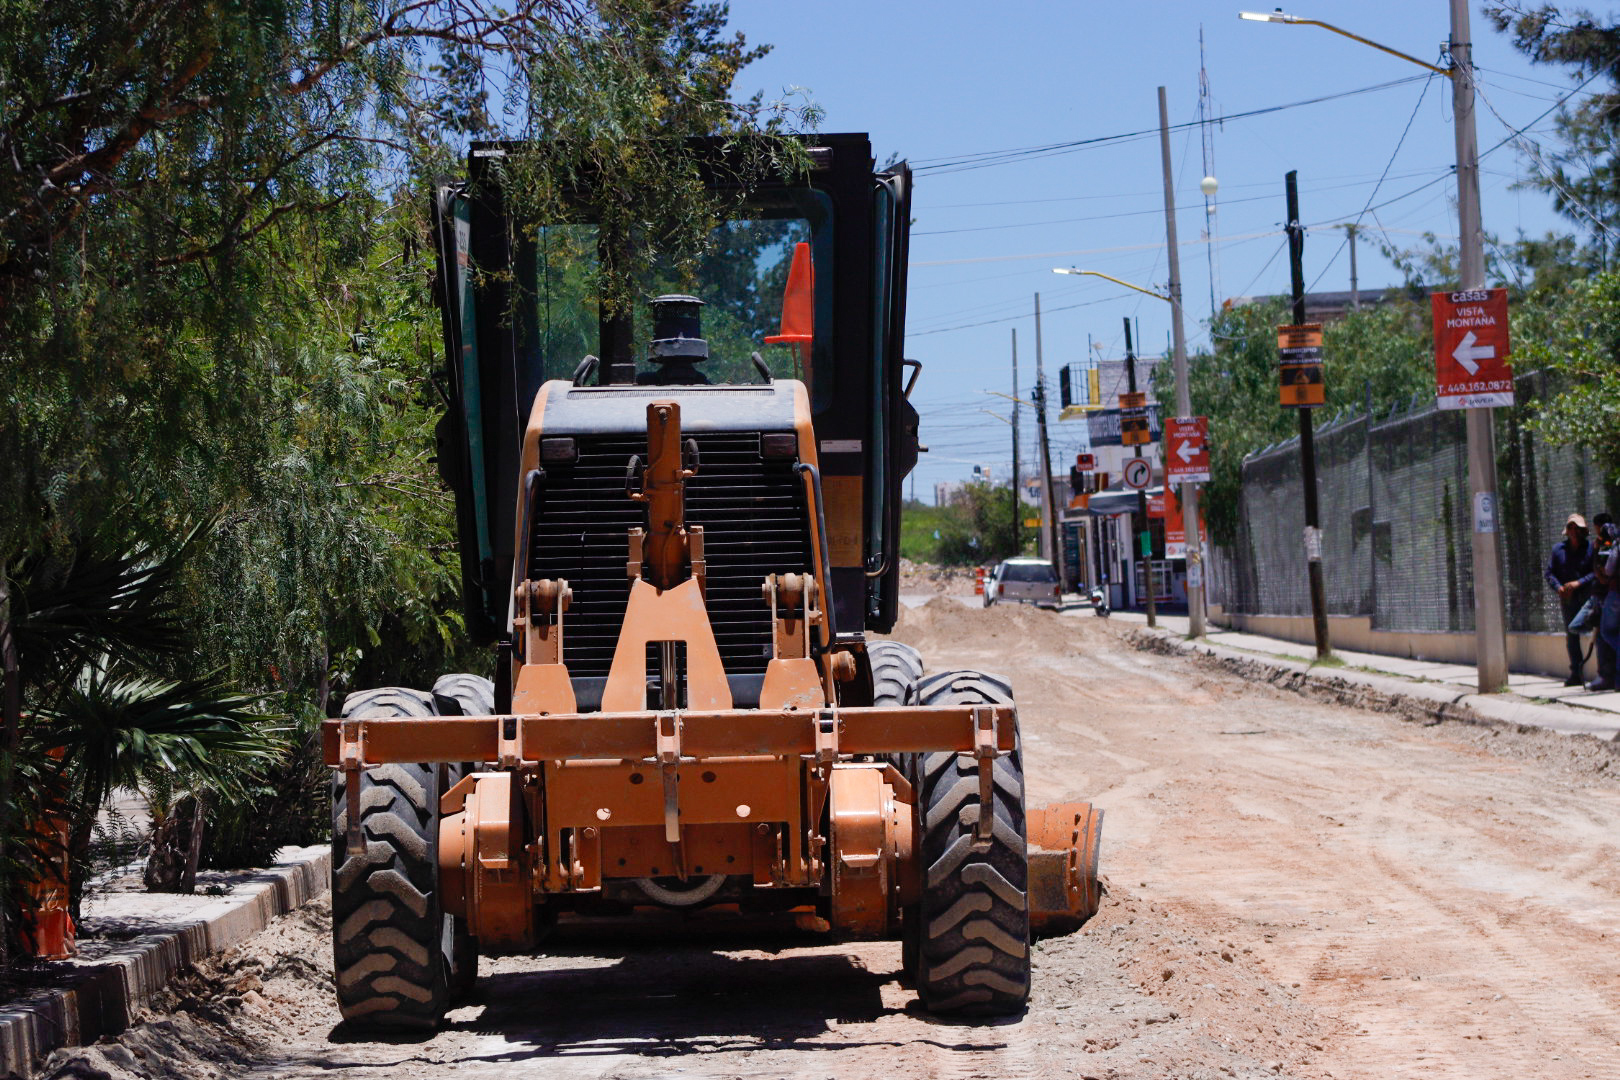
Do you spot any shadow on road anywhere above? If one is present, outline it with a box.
[326,928,1015,1064]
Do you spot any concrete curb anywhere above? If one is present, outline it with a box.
[1130,627,1620,741]
[0,844,330,1077]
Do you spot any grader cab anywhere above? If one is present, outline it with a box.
[323,134,1103,1029]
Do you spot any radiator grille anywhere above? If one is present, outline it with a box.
[526,432,812,682]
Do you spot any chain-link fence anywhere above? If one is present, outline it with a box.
[1213,375,1619,635]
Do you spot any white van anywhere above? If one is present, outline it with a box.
[984,558,1062,608]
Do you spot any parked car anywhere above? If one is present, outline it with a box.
[984,557,1062,608]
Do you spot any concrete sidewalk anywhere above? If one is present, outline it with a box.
[1107,608,1620,740]
[0,844,330,1077]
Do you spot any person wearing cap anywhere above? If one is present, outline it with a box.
[1546,513,1597,687]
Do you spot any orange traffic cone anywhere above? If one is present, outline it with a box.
[764,242,814,381]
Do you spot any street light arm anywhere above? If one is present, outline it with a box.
[1298,18,1451,75]
[984,389,1038,409]
[979,408,1014,426]
[1238,11,1451,75]
[1052,268,1170,302]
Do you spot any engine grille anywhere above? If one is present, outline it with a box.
[526,432,812,685]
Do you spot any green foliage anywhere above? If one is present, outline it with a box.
[1163,298,1432,543]
[902,487,1030,566]
[0,0,799,956]
[1514,270,1620,464]
[1487,4,1620,266]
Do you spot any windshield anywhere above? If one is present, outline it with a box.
[1002,562,1057,583]
[527,190,833,388]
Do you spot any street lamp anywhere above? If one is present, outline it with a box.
[1239,3,1507,693]
[1052,267,1168,302]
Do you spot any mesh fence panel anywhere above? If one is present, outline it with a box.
[1215,376,1620,635]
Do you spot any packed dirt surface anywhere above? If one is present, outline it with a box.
[34,600,1620,1079]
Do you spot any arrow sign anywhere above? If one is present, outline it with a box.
[1432,289,1513,409]
[1165,416,1211,484]
[1451,330,1495,376]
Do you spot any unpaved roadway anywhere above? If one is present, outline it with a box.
[38,599,1620,1080]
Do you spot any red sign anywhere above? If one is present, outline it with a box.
[1160,485,1207,560]
[1432,288,1513,409]
[1074,452,1096,471]
[1165,416,1210,484]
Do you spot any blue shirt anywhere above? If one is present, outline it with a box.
[1546,537,1595,594]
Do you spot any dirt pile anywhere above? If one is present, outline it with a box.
[897,559,978,595]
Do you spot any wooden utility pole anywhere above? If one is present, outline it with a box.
[1158,84,1206,638]
[1011,329,1021,553]
[1450,0,1509,692]
[1287,171,1331,659]
[1124,318,1155,628]
[1034,294,1064,588]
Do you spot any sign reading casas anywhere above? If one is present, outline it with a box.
[1431,288,1513,409]
[1276,324,1325,408]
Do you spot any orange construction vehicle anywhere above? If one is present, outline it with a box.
[323,134,1102,1029]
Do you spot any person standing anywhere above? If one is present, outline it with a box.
[1592,514,1620,691]
[1546,513,1596,687]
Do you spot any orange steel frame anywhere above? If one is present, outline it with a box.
[326,387,1097,947]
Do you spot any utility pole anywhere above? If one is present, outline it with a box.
[1011,329,1021,554]
[1287,170,1331,659]
[1159,85,1206,638]
[1452,0,1509,693]
[1033,294,1064,590]
[1346,224,1361,311]
[1124,317,1156,628]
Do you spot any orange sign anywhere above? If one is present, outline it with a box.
[1118,391,1151,446]
[1277,323,1325,408]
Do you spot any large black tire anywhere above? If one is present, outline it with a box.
[912,669,1031,1016]
[331,688,453,1030]
[868,641,923,707]
[430,672,494,718]
[429,673,493,1001]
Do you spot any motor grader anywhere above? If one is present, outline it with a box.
[323,134,1103,1029]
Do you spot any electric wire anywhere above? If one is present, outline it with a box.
[910,74,1431,176]
[1304,73,1439,294]
[1473,76,1618,240]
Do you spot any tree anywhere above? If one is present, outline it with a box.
[0,0,802,962]
[1486,4,1620,267]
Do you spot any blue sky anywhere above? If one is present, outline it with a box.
[728,1,1588,499]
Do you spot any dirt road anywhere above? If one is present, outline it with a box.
[41,600,1620,1080]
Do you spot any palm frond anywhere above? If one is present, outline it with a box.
[32,661,287,813]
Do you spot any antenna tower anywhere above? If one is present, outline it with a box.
[1198,26,1222,315]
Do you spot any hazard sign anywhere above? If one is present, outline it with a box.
[1432,288,1513,409]
[1277,324,1325,408]
[1122,457,1152,490]
[1165,416,1210,484]
[1119,391,1151,446]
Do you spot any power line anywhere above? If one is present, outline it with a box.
[911,75,1430,176]
[1306,73,1439,293]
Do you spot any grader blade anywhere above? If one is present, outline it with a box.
[1026,801,1105,935]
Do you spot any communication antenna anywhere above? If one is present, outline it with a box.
[1198,26,1223,316]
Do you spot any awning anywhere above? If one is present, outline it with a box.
[1084,486,1163,516]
